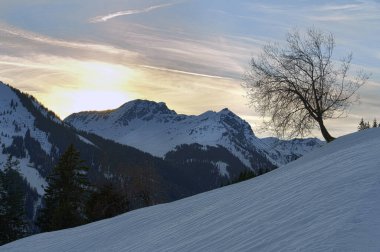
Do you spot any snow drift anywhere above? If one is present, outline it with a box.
[3,128,380,251]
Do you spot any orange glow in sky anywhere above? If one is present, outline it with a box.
[22,60,137,118]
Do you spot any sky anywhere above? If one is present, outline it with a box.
[0,0,379,138]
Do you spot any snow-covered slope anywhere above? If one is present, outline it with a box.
[0,83,52,194]
[4,128,380,251]
[65,100,321,167]
[0,82,95,195]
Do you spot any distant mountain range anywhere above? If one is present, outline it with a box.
[0,81,323,226]
[65,99,323,168]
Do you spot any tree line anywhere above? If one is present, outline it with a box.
[358,118,379,131]
[37,144,131,232]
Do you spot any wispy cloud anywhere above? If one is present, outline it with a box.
[140,65,233,80]
[96,23,257,79]
[311,0,380,22]
[319,3,361,11]
[311,15,353,22]
[0,23,138,57]
[89,3,175,23]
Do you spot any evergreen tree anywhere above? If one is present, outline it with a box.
[85,184,129,222]
[222,169,258,187]
[358,118,369,131]
[237,170,256,182]
[37,144,90,232]
[373,118,378,128]
[366,121,371,129]
[0,156,27,245]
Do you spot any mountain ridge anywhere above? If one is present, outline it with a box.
[0,82,200,224]
[65,99,323,168]
[0,81,322,232]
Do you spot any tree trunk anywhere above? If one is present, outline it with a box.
[318,119,335,143]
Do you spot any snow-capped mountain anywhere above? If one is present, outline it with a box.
[0,82,198,224]
[0,81,322,231]
[65,99,323,170]
[0,82,270,221]
[5,128,379,251]
[0,83,52,195]
[0,83,66,223]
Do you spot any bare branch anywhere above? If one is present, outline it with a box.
[243,27,368,142]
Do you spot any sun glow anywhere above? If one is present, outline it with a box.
[60,61,136,116]
[77,61,134,89]
[27,59,137,118]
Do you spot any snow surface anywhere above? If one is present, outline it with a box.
[4,128,380,251]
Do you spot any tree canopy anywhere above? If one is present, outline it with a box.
[0,156,27,245]
[244,28,369,142]
[37,144,90,232]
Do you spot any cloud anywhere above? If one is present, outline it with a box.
[0,23,138,57]
[125,65,248,115]
[310,15,353,22]
[89,3,176,23]
[92,22,261,79]
[319,3,362,11]
[140,65,234,80]
[311,0,380,22]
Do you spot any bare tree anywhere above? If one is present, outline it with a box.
[243,28,369,142]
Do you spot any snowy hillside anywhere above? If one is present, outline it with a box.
[65,100,321,167]
[4,128,380,251]
[0,82,101,196]
[0,83,52,195]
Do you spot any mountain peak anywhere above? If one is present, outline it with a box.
[117,99,175,115]
[219,108,231,113]
[119,99,162,108]
[114,100,176,124]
